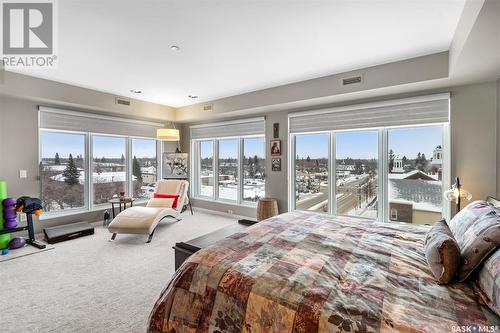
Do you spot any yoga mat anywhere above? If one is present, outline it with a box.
[0,180,11,249]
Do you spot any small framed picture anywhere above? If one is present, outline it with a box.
[271,140,281,156]
[271,158,281,171]
[273,123,279,138]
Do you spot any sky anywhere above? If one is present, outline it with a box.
[41,132,157,159]
[296,126,443,159]
[42,126,442,161]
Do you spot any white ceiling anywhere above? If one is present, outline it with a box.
[12,0,466,107]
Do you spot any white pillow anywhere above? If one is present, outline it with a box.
[146,197,175,208]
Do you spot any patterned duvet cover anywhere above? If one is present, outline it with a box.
[149,211,499,332]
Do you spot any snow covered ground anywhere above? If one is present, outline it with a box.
[199,179,265,201]
[50,171,136,184]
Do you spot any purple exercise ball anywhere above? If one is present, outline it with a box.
[2,197,16,207]
[8,237,26,249]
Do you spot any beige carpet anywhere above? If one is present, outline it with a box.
[0,242,54,263]
[0,209,237,333]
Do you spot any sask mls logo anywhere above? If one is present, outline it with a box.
[1,0,57,68]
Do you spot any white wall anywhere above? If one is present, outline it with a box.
[450,82,498,206]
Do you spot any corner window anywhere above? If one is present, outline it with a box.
[290,124,448,223]
[193,136,265,205]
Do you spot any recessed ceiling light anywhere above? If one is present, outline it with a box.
[188,95,198,99]
[170,45,180,51]
[130,89,142,94]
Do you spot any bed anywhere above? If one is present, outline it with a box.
[148,211,499,332]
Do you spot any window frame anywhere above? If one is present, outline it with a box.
[129,136,161,201]
[289,123,450,222]
[38,129,161,219]
[191,134,265,207]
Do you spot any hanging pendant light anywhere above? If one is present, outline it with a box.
[156,128,180,141]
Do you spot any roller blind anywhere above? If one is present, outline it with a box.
[39,106,165,137]
[190,117,265,139]
[289,94,449,133]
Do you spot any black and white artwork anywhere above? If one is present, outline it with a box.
[163,153,188,178]
[271,158,281,171]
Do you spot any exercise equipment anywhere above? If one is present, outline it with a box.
[43,222,94,244]
[15,197,43,216]
[0,181,11,249]
[8,237,26,249]
[0,186,46,250]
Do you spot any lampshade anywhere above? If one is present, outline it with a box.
[443,179,472,202]
[156,128,180,141]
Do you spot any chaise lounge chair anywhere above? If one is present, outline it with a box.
[108,179,190,243]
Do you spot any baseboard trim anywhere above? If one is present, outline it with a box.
[190,206,254,221]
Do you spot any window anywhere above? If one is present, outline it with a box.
[198,140,214,198]
[243,137,265,202]
[39,108,162,217]
[192,136,265,205]
[40,131,86,212]
[92,136,127,205]
[335,130,378,218]
[132,138,158,200]
[289,94,450,222]
[218,139,239,201]
[388,126,444,224]
[294,133,329,212]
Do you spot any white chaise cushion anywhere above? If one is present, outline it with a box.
[147,197,175,208]
[108,206,176,235]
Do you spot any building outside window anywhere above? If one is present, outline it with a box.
[388,126,444,224]
[294,133,329,212]
[218,139,239,201]
[243,137,265,202]
[335,130,378,219]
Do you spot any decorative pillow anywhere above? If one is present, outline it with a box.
[153,194,179,208]
[447,200,500,281]
[424,219,461,284]
[147,197,175,208]
[474,249,500,316]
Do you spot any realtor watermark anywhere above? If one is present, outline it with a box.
[1,0,57,68]
[451,325,498,333]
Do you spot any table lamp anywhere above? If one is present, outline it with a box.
[444,177,472,212]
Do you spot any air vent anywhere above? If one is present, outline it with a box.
[203,104,213,112]
[342,75,362,86]
[115,98,131,106]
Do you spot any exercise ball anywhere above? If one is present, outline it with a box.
[8,237,26,249]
